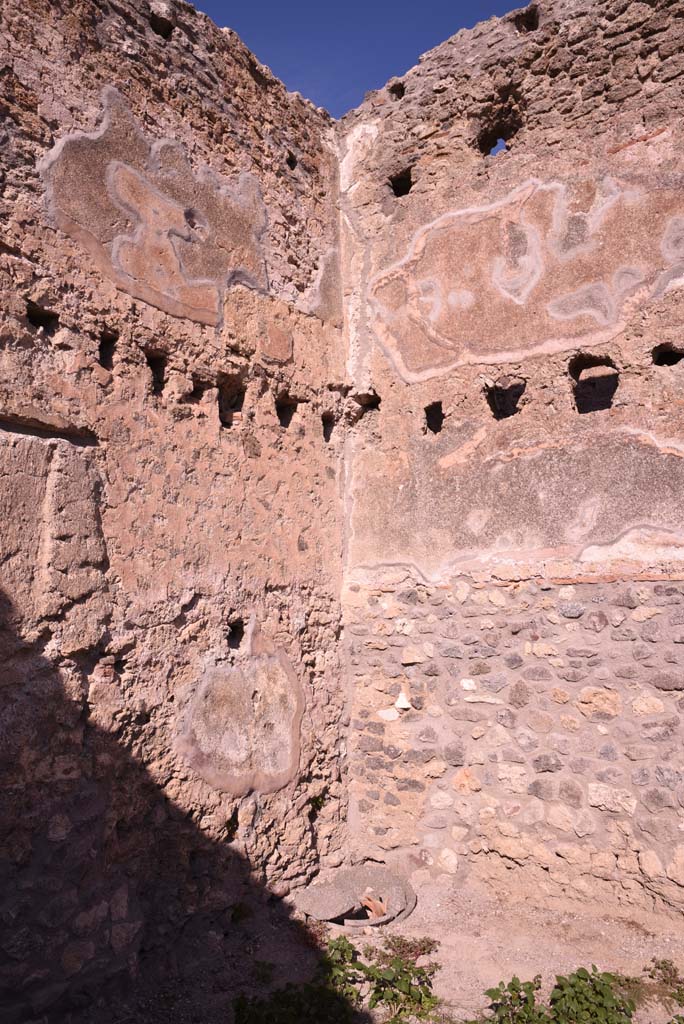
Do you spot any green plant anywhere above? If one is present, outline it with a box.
[646,959,684,1006]
[464,967,635,1024]
[549,967,634,1023]
[233,933,442,1024]
[479,975,547,1024]
[378,935,440,962]
[616,958,684,1015]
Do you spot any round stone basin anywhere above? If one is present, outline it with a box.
[294,863,416,928]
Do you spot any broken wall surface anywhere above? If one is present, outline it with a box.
[0,0,346,1016]
[339,0,684,913]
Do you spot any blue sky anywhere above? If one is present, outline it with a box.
[195,1,521,118]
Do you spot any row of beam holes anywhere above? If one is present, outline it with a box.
[423,345,684,432]
[32,303,681,425]
[141,347,339,440]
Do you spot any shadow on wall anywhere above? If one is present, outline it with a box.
[0,588,366,1024]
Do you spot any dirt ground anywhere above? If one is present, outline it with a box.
[59,873,684,1023]
[366,875,684,1022]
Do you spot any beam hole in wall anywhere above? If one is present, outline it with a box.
[389,81,405,100]
[286,150,298,171]
[145,350,167,396]
[424,401,444,434]
[98,327,118,371]
[322,411,335,443]
[476,105,522,156]
[485,377,526,419]
[569,354,619,414]
[389,167,413,197]
[652,343,684,367]
[276,392,299,428]
[149,10,174,39]
[353,390,381,419]
[227,618,245,650]
[217,373,246,428]
[26,300,59,335]
[513,4,539,33]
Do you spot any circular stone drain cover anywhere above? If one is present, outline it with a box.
[294,864,416,928]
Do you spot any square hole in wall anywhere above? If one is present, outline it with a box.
[513,4,539,33]
[485,377,526,419]
[569,354,619,413]
[424,401,444,434]
[145,350,167,395]
[227,618,245,650]
[322,411,335,443]
[389,167,413,197]
[653,343,684,366]
[218,374,246,428]
[98,327,118,371]
[26,300,59,334]
[276,392,299,428]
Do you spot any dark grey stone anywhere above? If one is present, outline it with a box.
[532,752,563,773]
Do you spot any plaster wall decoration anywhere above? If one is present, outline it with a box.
[370,177,684,381]
[176,619,305,796]
[41,88,268,326]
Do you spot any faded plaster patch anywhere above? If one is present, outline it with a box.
[370,178,684,381]
[41,88,267,326]
[177,621,304,796]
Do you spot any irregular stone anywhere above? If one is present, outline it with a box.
[651,671,684,691]
[526,710,555,734]
[443,742,466,766]
[532,753,563,773]
[639,849,664,879]
[378,707,401,722]
[559,601,585,619]
[577,686,621,719]
[641,716,680,742]
[509,681,531,708]
[528,778,555,800]
[551,688,570,703]
[666,847,684,887]
[546,805,575,832]
[430,790,454,809]
[642,787,676,812]
[632,693,665,716]
[584,611,609,633]
[498,765,528,794]
[437,848,459,874]
[587,783,637,815]
[401,646,427,666]
[451,767,481,793]
[559,779,583,808]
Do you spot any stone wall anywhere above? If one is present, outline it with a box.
[0,0,346,1016]
[345,576,684,909]
[339,0,684,914]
